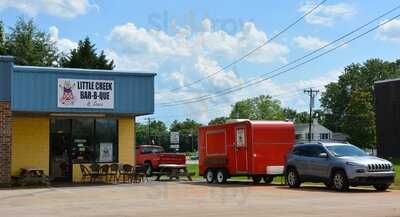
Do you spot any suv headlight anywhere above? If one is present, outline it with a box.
[346,162,365,167]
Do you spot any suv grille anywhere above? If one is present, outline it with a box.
[367,163,392,172]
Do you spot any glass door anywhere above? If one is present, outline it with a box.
[50,119,72,181]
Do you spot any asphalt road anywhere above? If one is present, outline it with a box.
[0,181,399,217]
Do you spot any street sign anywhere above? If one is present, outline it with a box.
[170,144,179,149]
[170,132,179,144]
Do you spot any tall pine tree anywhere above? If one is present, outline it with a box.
[60,37,115,70]
[0,21,6,55]
[5,17,58,66]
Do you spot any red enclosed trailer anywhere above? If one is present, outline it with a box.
[198,120,295,184]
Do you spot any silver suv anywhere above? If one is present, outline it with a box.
[285,142,395,191]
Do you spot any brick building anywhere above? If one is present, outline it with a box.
[0,56,155,184]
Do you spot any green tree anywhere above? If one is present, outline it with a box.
[170,119,202,152]
[283,108,297,120]
[5,17,57,66]
[341,91,375,148]
[60,37,115,69]
[208,116,229,125]
[229,95,285,120]
[294,111,310,123]
[136,120,169,149]
[0,21,5,55]
[321,58,400,147]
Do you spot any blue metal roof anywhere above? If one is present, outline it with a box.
[0,56,155,116]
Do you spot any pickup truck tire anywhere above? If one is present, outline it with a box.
[216,169,228,184]
[144,162,153,176]
[206,169,215,184]
[263,176,274,184]
[373,184,390,191]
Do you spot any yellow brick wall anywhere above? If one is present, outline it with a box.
[72,116,136,182]
[11,116,49,176]
[118,116,135,164]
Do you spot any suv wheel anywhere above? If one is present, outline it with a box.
[216,169,228,184]
[286,168,300,188]
[205,169,215,184]
[332,170,349,191]
[263,176,274,184]
[252,176,262,184]
[373,184,390,191]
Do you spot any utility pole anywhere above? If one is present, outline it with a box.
[304,88,319,142]
[189,131,194,153]
[146,117,154,144]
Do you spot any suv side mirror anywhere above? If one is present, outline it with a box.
[319,153,328,158]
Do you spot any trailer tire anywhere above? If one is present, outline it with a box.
[205,169,215,184]
[216,169,228,184]
[252,176,262,184]
[263,176,274,184]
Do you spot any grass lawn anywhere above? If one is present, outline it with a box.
[188,161,400,189]
[186,164,201,180]
[392,159,400,190]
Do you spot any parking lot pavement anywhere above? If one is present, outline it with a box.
[0,181,399,217]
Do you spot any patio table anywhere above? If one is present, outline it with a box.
[155,164,193,181]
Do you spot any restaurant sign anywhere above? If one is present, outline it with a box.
[58,78,114,109]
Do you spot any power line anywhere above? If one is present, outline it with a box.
[151,83,329,120]
[157,5,400,106]
[157,10,400,107]
[155,0,328,94]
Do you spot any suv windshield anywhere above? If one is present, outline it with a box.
[325,145,367,157]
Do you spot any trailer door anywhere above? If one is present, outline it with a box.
[235,126,248,173]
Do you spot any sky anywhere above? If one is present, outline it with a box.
[1,0,400,125]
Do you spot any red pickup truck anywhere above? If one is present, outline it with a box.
[135,145,186,176]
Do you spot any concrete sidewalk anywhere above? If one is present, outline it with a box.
[0,181,399,217]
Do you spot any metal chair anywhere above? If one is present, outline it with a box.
[99,164,110,183]
[119,164,134,183]
[133,165,146,183]
[109,163,119,183]
[80,164,92,183]
[89,163,101,182]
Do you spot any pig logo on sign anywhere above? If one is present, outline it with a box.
[59,80,76,105]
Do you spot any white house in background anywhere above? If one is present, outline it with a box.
[295,119,333,143]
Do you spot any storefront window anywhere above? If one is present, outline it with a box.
[95,119,118,163]
[65,119,118,163]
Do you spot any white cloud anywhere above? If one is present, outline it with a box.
[107,20,289,68]
[106,19,290,123]
[377,18,400,43]
[299,1,355,26]
[153,68,341,124]
[294,35,328,51]
[194,56,242,88]
[0,0,97,18]
[49,26,78,53]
